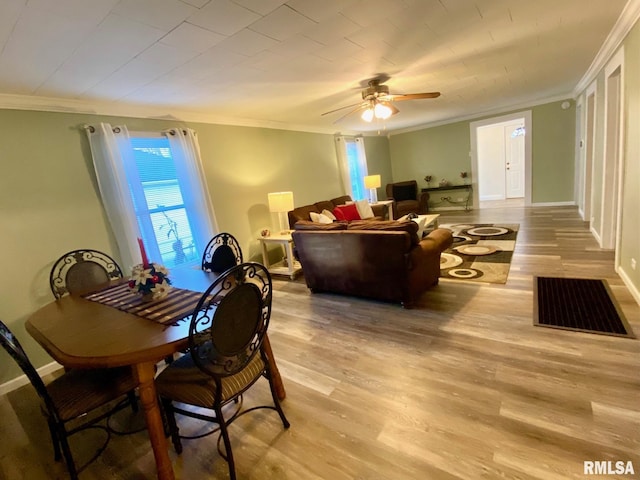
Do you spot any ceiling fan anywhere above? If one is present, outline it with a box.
[321,78,440,123]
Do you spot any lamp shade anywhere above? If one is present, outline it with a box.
[364,174,381,190]
[268,191,294,213]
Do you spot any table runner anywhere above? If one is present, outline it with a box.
[82,283,202,326]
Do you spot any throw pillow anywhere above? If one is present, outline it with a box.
[333,204,361,221]
[310,212,333,224]
[354,199,375,219]
[321,209,337,220]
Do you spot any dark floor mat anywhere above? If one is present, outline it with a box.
[534,277,635,338]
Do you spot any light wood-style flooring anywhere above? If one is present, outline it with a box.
[1,205,639,479]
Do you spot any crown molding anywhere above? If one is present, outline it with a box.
[0,93,340,135]
[573,0,640,95]
[387,92,573,136]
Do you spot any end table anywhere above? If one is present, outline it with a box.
[258,233,302,280]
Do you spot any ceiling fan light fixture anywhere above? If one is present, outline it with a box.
[374,102,393,120]
[361,108,374,122]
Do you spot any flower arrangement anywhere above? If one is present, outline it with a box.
[460,171,468,179]
[129,263,172,300]
[424,175,432,183]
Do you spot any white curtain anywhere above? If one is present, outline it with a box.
[164,128,217,257]
[334,135,369,199]
[86,123,141,270]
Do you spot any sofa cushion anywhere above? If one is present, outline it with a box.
[314,200,336,212]
[310,212,333,224]
[347,219,420,245]
[354,199,375,219]
[330,195,352,206]
[321,209,337,220]
[334,204,361,221]
[293,220,348,231]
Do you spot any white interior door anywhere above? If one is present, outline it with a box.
[505,124,525,198]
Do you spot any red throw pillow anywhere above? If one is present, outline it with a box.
[333,204,361,221]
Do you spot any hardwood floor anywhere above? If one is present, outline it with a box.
[2,206,639,479]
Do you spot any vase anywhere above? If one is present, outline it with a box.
[140,293,155,302]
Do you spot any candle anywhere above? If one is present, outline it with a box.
[137,237,149,267]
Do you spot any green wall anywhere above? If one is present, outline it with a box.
[619,21,640,293]
[0,109,344,384]
[388,100,577,205]
[531,101,576,202]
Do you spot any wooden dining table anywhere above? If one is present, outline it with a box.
[25,267,286,480]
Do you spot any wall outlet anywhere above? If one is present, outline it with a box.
[632,258,637,270]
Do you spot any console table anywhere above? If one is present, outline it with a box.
[422,184,472,211]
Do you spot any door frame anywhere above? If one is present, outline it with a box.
[470,110,532,208]
[601,47,625,258]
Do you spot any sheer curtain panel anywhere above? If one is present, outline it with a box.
[86,123,141,270]
[164,128,217,258]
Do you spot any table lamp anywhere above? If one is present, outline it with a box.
[364,174,381,203]
[268,191,294,234]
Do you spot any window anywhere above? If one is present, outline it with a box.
[86,124,216,271]
[129,136,197,267]
[335,135,369,200]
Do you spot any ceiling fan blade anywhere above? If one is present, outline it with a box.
[332,104,367,124]
[321,102,365,116]
[390,92,441,101]
[387,103,400,115]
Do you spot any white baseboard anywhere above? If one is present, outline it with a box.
[430,207,469,211]
[479,194,504,201]
[617,265,640,306]
[530,201,576,207]
[590,226,602,247]
[0,361,63,397]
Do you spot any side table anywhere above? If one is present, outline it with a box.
[258,233,302,280]
[370,199,395,220]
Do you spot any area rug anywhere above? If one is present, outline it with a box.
[534,276,635,338]
[439,223,519,284]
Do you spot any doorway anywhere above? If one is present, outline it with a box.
[601,50,624,254]
[470,111,532,208]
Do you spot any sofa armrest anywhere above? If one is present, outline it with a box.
[419,227,453,253]
[370,203,386,218]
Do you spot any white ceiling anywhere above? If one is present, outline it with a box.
[0,0,630,133]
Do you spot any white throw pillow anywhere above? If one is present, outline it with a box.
[321,209,337,220]
[355,199,375,219]
[412,215,427,238]
[310,212,333,224]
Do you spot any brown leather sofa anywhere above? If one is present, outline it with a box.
[287,195,386,229]
[291,220,453,308]
[386,180,430,218]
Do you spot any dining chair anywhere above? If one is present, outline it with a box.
[155,262,290,480]
[49,248,139,407]
[49,249,124,299]
[201,233,243,273]
[0,319,139,480]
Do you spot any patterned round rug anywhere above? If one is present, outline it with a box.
[454,244,499,256]
[440,253,463,269]
[447,268,484,279]
[465,226,509,236]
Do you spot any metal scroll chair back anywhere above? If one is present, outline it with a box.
[50,249,123,299]
[156,262,289,480]
[0,319,138,480]
[201,233,243,274]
